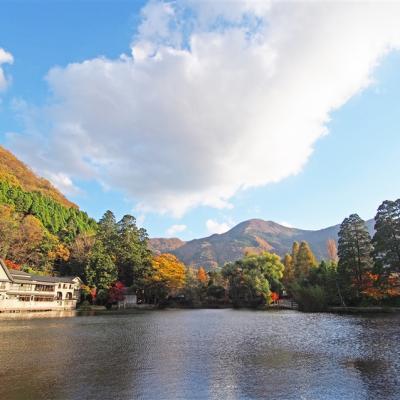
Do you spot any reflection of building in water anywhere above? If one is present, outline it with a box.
[0,259,81,312]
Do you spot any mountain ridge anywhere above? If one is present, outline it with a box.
[149,218,375,269]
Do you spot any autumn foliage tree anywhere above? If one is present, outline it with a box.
[197,267,208,284]
[282,253,294,288]
[295,241,317,278]
[326,239,338,263]
[144,253,186,304]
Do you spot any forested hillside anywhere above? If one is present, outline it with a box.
[0,146,76,208]
[0,147,152,305]
[0,145,97,273]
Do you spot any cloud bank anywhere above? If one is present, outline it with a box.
[0,48,13,91]
[10,1,400,216]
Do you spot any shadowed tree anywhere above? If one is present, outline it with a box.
[338,214,373,304]
[372,199,400,275]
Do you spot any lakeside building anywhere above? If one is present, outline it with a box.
[0,259,82,312]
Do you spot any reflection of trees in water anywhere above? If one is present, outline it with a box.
[1,311,400,399]
[345,358,396,399]
[343,314,400,400]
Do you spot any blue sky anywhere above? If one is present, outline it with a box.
[1,1,400,240]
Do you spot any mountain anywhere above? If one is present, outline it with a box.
[0,145,76,208]
[0,145,96,237]
[149,218,375,269]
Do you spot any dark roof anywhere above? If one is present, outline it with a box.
[28,275,76,284]
[10,272,76,284]
[10,270,31,276]
[1,259,78,284]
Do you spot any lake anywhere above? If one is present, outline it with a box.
[0,309,399,400]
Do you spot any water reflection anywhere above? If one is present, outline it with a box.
[0,310,399,399]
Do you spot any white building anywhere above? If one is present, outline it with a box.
[0,259,81,312]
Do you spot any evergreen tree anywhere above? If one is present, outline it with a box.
[338,214,373,303]
[295,241,317,277]
[85,241,117,290]
[372,199,400,275]
[116,215,152,287]
[97,210,118,254]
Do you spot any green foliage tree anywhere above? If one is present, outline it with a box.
[97,210,118,254]
[85,241,118,291]
[338,214,373,304]
[115,215,152,287]
[222,252,284,308]
[372,199,400,275]
[0,179,97,239]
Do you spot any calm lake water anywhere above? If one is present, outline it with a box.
[0,309,399,400]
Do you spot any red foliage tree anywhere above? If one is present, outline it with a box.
[108,281,126,304]
[270,291,279,303]
[5,259,21,271]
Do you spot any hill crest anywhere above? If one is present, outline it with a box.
[0,145,76,208]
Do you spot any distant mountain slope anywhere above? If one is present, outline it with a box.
[148,238,185,253]
[0,145,76,208]
[150,218,375,269]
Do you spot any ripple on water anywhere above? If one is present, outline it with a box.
[0,309,399,400]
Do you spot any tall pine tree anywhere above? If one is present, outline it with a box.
[338,214,373,303]
[372,199,400,275]
[116,215,151,287]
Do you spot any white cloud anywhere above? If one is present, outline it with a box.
[9,1,400,216]
[45,172,81,196]
[279,221,293,228]
[0,48,13,91]
[166,224,187,237]
[206,219,232,235]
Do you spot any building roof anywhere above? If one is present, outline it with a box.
[0,259,79,285]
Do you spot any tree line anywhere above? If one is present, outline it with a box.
[1,182,399,310]
[283,199,400,310]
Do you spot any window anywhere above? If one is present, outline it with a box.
[33,296,54,302]
[35,284,55,292]
[18,295,31,302]
[66,292,73,300]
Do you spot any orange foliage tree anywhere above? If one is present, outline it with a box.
[145,253,186,304]
[197,267,208,284]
